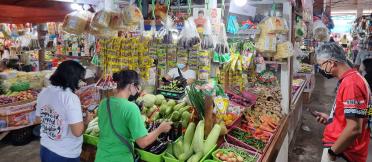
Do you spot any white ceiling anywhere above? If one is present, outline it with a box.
[331,0,372,15]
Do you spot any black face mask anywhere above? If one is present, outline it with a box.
[128,92,140,102]
[319,68,334,79]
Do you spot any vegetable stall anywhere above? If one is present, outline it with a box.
[0,0,317,161]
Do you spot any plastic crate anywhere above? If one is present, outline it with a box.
[163,144,217,162]
[136,148,166,162]
[83,134,99,146]
[157,89,185,100]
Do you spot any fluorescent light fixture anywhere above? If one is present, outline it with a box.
[234,0,247,7]
[70,3,83,10]
[83,4,90,10]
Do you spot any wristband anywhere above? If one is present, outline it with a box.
[328,148,341,157]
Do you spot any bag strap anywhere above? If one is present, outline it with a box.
[106,97,136,160]
[177,68,184,78]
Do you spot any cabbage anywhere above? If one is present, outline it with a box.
[143,94,156,107]
[155,94,166,105]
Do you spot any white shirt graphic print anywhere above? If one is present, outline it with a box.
[40,105,63,140]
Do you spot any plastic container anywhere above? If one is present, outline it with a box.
[157,88,185,100]
[226,127,273,153]
[137,148,166,162]
[163,144,217,162]
[213,142,261,162]
[83,134,99,146]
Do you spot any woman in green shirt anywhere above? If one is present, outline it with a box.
[95,70,172,162]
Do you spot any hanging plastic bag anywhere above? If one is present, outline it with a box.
[201,18,215,50]
[213,23,230,63]
[178,17,201,49]
[156,16,178,44]
[109,5,125,30]
[313,20,329,42]
[62,11,92,34]
[122,5,143,31]
[258,16,289,34]
[256,33,277,54]
[274,41,293,59]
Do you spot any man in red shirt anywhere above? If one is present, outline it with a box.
[315,42,370,162]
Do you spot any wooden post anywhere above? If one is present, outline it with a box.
[37,24,48,71]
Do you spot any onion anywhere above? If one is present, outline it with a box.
[237,156,244,162]
[220,155,227,161]
[228,152,235,158]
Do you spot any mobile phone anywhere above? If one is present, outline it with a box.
[311,111,318,117]
[87,104,98,112]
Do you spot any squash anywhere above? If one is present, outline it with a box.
[203,124,221,155]
[192,120,204,153]
[183,122,195,151]
[187,152,203,162]
[173,139,184,159]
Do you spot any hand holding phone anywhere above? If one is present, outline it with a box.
[312,111,329,125]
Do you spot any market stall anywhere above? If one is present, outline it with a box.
[0,0,318,161]
[73,0,299,161]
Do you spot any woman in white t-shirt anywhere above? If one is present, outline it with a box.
[36,60,89,162]
[163,57,196,85]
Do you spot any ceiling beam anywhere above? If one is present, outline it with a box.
[0,4,70,23]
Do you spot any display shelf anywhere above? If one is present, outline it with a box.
[260,115,289,162]
[291,79,307,106]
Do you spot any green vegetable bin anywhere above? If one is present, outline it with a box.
[163,145,217,162]
[136,148,166,162]
[83,134,99,146]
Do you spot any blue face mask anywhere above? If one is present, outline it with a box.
[177,63,185,69]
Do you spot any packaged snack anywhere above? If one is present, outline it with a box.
[62,11,92,34]
[256,33,277,54]
[275,41,294,59]
[91,10,112,30]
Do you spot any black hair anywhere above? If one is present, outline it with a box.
[198,10,204,15]
[363,59,372,90]
[50,60,86,92]
[113,70,140,90]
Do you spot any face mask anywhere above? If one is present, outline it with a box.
[177,63,185,69]
[319,68,334,79]
[128,85,140,101]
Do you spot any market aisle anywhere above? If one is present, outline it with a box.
[0,138,40,162]
[289,74,372,162]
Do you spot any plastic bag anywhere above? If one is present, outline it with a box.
[156,16,178,44]
[91,10,113,30]
[274,41,293,59]
[258,16,289,34]
[256,33,277,54]
[313,20,329,42]
[201,18,215,50]
[178,17,201,49]
[122,5,143,28]
[213,23,230,63]
[109,6,125,30]
[62,11,92,34]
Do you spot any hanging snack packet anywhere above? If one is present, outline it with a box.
[62,11,92,34]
